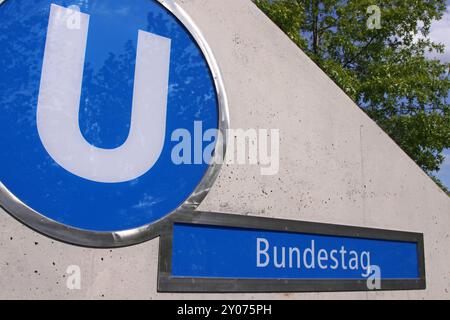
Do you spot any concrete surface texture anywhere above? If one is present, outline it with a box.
[1,0,449,299]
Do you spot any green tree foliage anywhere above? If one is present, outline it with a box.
[431,175,450,196]
[255,0,450,179]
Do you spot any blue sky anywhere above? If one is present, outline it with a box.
[437,150,450,189]
[428,1,450,189]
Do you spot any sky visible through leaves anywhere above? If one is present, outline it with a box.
[431,0,450,190]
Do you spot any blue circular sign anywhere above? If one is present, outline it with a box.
[0,0,227,245]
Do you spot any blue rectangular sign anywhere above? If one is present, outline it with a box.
[172,223,420,280]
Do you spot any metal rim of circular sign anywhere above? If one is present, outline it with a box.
[0,0,230,248]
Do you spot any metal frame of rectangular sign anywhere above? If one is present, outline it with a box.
[157,211,426,293]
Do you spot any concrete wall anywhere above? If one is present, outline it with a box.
[1,0,449,299]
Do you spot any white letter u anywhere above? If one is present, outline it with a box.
[37,4,171,183]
